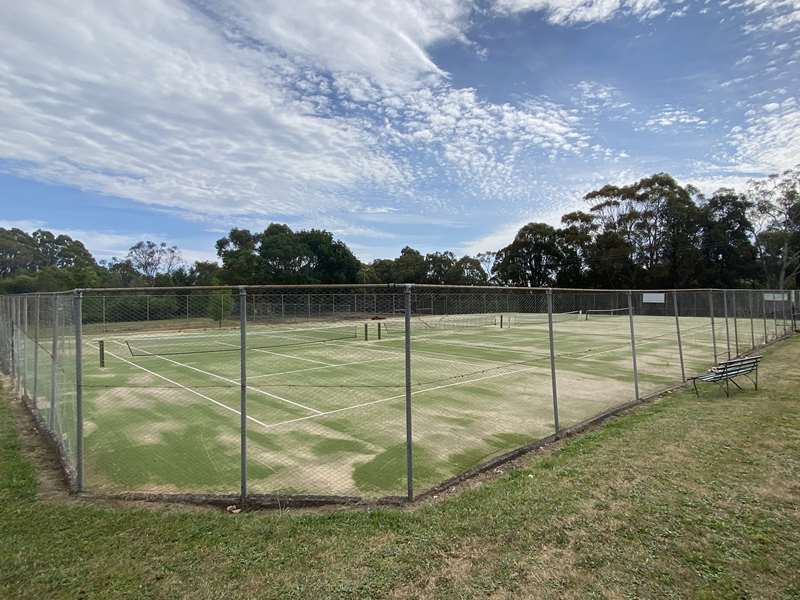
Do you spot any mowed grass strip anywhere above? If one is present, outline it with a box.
[0,337,798,599]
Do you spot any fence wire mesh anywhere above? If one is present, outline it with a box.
[0,285,796,503]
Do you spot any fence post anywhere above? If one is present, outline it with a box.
[404,284,414,501]
[749,290,755,350]
[33,295,40,407]
[709,290,717,364]
[732,291,739,355]
[15,298,21,391]
[49,299,58,431]
[22,296,28,397]
[773,292,778,340]
[762,294,768,343]
[239,288,247,507]
[673,291,685,382]
[74,291,84,492]
[782,291,788,336]
[627,291,640,402]
[722,290,731,360]
[546,289,560,433]
[9,308,15,390]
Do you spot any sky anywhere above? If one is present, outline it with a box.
[1,1,799,265]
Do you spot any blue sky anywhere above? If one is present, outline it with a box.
[1,1,798,264]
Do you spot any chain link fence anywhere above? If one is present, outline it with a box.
[1,285,797,505]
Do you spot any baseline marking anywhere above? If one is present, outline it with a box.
[89,343,272,430]
[115,341,322,414]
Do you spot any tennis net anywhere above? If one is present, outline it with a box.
[510,311,582,326]
[124,324,360,356]
[584,308,629,320]
[417,314,498,330]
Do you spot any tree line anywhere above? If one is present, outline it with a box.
[1,168,797,294]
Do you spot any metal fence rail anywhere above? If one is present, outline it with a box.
[0,285,797,504]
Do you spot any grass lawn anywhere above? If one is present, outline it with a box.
[1,336,799,599]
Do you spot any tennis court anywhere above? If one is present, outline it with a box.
[4,285,795,501]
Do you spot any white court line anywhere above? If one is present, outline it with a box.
[88,342,272,430]
[244,356,398,381]
[262,363,544,430]
[115,340,322,415]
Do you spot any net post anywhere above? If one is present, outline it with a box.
[33,295,39,407]
[239,287,248,507]
[49,299,58,431]
[627,291,640,402]
[404,284,414,501]
[749,290,755,349]
[99,341,105,368]
[709,290,717,364]
[731,291,739,355]
[364,322,368,341]
[546,289,560,433]
[74,291,84,492]
[500,314,504,329]
[673,291,685,382]
[378,322,382,340]
[723,290,731,360]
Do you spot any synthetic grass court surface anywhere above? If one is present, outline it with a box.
[20,311,788,497]
[1,336,798,599]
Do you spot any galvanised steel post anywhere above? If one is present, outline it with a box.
[74,291,84,492]
[731,291,739,355]
[709,290,717,364]
[33,295,40,408]
[22,296,28,397]
[627,291,640,402]
[749,290,755,350]
[673,291,685,382]
[723,290,731,360]
[404,284,414,501]
[546,289,560,433]
[49,298,58,431]
[239,288,248,506]
[773,291,778,340]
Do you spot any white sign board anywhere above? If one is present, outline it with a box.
[642,292,665,304]
[763,292,789,302]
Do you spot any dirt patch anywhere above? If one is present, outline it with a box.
[7,390,71,501]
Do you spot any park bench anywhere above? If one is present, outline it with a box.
[690,355,762,397]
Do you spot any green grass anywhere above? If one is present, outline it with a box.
[13,313,793,498]
[1,336,799,598]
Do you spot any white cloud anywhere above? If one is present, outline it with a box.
[0,0,604,237]
[729,97,800,172]
[738,0,800,32]
[493,0,666,24]
[640,106,709,131]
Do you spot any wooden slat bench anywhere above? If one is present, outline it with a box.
[689,355,762,397]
